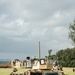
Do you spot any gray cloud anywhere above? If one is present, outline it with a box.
[0,0,74,59]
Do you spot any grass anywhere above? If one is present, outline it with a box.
[0,68,25,75]
[63,67,75,75]
[0,67,75,75]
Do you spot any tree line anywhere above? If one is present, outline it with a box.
[56,48,75,67]
[48,19,75,67]
[48,48,75,67]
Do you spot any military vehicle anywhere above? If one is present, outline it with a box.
[10,42,65,75]
[24,58,64,75]
[10,58,64,75]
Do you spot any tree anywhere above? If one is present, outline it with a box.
[56,48,75,67]
[69,19,75,46]
[48,49,52,57]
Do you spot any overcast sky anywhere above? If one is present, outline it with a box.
[0,0,75,60]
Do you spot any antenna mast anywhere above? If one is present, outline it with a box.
[38,41,40,60]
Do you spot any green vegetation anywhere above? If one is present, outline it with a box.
[69,19,75,46]
[48,48,75,67]
[56,48,75,67]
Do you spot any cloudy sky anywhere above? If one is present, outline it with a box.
[0,0,75,60]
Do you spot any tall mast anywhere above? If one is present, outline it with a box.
[38,41,40,60]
